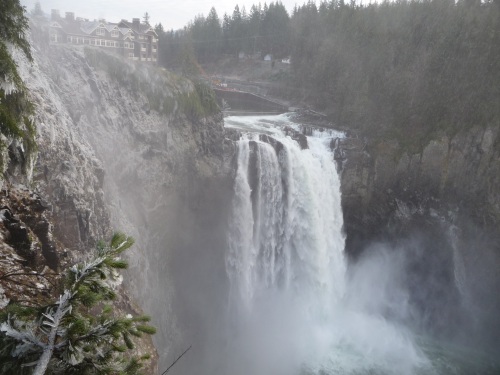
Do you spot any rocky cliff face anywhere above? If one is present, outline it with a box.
[340,125,500,349]
[8,18,499,368]
[13,20,234,371]
[341,126,500,246]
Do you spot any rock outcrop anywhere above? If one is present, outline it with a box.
[0,185,60,309]
[339,125,500,348]
[10,19,234,371]
[341,126,500,256]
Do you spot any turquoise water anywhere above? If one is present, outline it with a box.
[298,337,500,375]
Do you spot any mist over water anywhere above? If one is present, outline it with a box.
[211,113,500,375]
[221,114,424,375]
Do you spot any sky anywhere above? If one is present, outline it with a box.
[21,0,302,30]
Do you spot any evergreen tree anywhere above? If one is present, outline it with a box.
[0,233,156,375]
[260,2,291,58]
[205,7,222,62]
[31,1,43,17]
[154,22,164,34]
[143,12,150,26]
[229,5,244,56]
[222,13,232,54]
[247,4,263,55]
[0,0,36,156]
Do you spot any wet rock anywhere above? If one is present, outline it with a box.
[340,126,500,258]
[283,126,308,149]
[0,186,60,270]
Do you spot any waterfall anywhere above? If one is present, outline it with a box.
[224,116,348,375]
[226,131,346,316]
[223,114,427,375]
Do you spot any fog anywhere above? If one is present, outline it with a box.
[20,1,500,373]
[142,114,500,375]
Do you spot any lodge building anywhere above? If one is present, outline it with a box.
[49,10,158,63]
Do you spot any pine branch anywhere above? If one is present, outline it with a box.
[32,291,72,375]
[1,233,155,374]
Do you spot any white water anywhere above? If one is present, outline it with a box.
[224,114,428,375]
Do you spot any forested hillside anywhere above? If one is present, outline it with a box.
[155,0,500,150]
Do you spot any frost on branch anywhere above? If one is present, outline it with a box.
[0,233,156,375]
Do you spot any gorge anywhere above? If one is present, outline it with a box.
[2,15,500,375]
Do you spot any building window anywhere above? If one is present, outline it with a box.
[96,28,105,36]
[106,40,113,47]
[128,52,135,58]
[115,41,119,47]
[84,38,89,44]
[90,39,95,45]
[111,30,119,37]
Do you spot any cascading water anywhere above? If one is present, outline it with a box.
[226,131,345,313]
[223,114,427,375]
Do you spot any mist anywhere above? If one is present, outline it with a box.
[153,114,500,375]
[16,1,500,374]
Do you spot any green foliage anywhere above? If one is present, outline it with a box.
[0,233,156,375]
[156,1,291,67]
[161,0,499,153]
[179,80,219,120]
[288,0,500,150]
[0,0,32,64]
[0,0,36,161]
[85,46,220,121]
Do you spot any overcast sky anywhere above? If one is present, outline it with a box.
[21,0,305,30]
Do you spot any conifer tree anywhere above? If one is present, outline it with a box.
[31,2,44,17]
[143,12,150,26]
[0,0,36,160]
[0,233,156,375]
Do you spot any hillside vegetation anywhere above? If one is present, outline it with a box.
[156,0,500,151]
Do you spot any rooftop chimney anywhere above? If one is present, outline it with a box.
[132,18,140,25]
[65,12,75,21]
